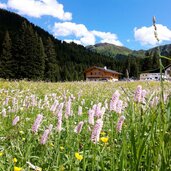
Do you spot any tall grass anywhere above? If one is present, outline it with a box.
[0,80,171,170]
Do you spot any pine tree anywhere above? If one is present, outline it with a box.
[37,37,45,79]
[15,23,45,80]
[12,21,26,79]
[44,37,60,82]
[0,31,14,78]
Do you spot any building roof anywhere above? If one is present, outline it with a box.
[84,66,122,75]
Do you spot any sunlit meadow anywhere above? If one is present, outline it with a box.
[0,80,171,171]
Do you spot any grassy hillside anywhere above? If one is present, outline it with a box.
[87,43,132,57]
[87,42,171,60]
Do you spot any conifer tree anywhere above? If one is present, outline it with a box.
[44,37,60,82]
[0,31,14,78]
[37,37,46,79]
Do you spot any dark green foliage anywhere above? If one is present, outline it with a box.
[44,37,59,82]
[37,37,46,79]
[0,31,14,78]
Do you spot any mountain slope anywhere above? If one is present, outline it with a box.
[87,43,132,57]
[87,42,171,60]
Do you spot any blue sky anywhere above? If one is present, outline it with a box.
[0,0,171,50]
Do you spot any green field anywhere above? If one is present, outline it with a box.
[0,80,171,171]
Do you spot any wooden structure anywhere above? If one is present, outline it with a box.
[84,66,122,81]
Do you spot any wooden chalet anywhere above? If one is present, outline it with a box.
[84,66,122,81]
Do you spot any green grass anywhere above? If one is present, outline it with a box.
[0,80,171,171]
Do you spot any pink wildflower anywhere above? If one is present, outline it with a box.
[134,85,142,103]
[141,89,147,104]
[116,116,125,133]
[88,109,95,125]
[40,124,53,145]
[74,121,84,133]
[50,100,59,112]
[95,103,102,117]
[56,120,62,132]
[65,98,72,118]
[12,116,20,126]
[78,106,82,116]
[31,95,37,106]
[110,90,120,111]
[56,103,64,120]
[92,104,97,111]
[112,90,120,101]
[3,97,9,106]
[32,114,43,133]
[91,119,103,143]
[98,107,106,118]
[116,100,123,114]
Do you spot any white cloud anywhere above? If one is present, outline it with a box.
[64,39,82,45]
[134,24,171,46]
[52,22,123,46]
[52,22,96,45]
[92,30,123,46]
[0,2,7,9]
[4,0,72,20]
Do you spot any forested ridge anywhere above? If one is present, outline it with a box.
[0,9,171,81]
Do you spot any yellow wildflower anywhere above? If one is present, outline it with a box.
[13,158,17,163]
[0,152,4,156]
[100,137,109,143]
[60,146,64,150]
[14,166,22,171]
[75,152,83,161]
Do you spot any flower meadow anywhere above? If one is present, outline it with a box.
[0,80,171,171]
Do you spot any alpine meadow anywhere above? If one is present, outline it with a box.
[0,80,171,171]
[0,1,171,171]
